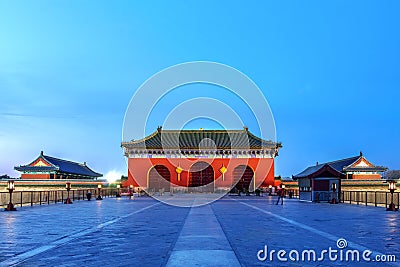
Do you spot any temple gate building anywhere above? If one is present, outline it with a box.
[293,152,387,202]
[15,151,102,180]
[121,127,282,193]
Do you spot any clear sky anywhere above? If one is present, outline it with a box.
[0,1,399,179]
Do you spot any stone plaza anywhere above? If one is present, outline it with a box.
[0,195,399,266]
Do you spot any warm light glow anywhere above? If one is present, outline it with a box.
[268,185,272,189]
[117,184,121,189]
[332,183,337,190]
[105,170,122,183]
[389,181,396,190]
[98,184,102,189]
[7,180,15,190]
[281,185,285,189]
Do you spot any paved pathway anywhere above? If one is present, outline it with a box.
[213,197,400,266]
[0,195,399,266]
[166,204,240,267]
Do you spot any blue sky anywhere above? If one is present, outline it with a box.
[0,1,399,179]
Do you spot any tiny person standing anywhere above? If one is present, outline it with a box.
[276,184,285,205]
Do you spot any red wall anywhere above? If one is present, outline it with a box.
[21,173,50,179]
[124,157,275,189]
[352,174,381,180]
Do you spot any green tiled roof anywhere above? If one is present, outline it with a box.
[122,128,280,150]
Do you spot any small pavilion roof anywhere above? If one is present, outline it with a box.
[293,153,387,179]
[15,152,102,177]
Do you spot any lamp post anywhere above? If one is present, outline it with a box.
[64,182,73,204]
[5,180,16,211]
[330,182,338,204]
[116,184,121,198]
[386,180,398,211]
[129,185,134,199]
[96,184,103,200]
[268,185,272,196]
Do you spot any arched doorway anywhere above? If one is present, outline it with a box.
[233,165,254,192]
[148,165,171,192]
[189,162,214,192]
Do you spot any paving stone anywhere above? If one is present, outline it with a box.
[0,195,399,266]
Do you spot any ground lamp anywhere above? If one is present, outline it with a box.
[64,182,73,204]
[96,184,103,200]
[330,183,338,204]
[386,180,398,212]
[5,180,16,211]
[116,184,121,198]
[268,185,272,196]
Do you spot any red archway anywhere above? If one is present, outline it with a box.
[233,165,254,192]
[148,165,171,192]
[189,162,214,192]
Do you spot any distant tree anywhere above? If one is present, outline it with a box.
[384,170,400,180]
